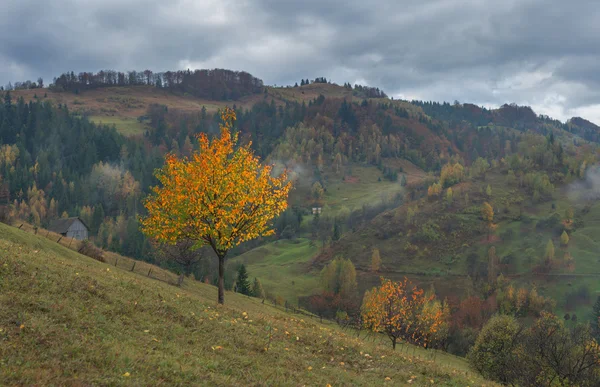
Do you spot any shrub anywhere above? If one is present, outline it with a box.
[467,315,522,384]
[78,240,105,262]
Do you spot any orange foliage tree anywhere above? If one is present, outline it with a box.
[141,107,291,304]
[361,277,444,349]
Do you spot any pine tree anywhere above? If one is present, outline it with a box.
[92,204,105,235]
[236,264,252,296]
[485,184,492,198]
[252,277,265,299]
[400,174,407,187]
[333,220,341,241]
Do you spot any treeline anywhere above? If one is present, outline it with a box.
[0,92,162,260]
[49,68,263,100]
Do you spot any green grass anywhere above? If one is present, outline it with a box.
[89,115,147,136]
[0,223,494,386]
[228,238,320,304]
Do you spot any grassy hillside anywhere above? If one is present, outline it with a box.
[0,223,494,386]
[11,83,367,137]
[318,168,600,317]
[228,238,320,304]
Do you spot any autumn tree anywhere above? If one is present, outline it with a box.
[311,181,325,202]
[561,230,570,246]
[141,107,291,304]
[361,277,443,349]
[251,277,265,299]
[481,202,494,240]
[320,257,357,299]
[371,248,382,272]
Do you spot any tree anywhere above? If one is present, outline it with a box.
[311,181,324,202]
[561,230,570,246]
[141,107,291,304]
[487,246,498,284]
[236,264,252,296]
[565,207,574,223]
[445,187,453,207]
[481,202,494,240]
[251,277,265,299]
[525,312,600,386]
[371,248,381,272]
[320,257,357,299]
[361,277,443,349]
[467,315,522,385]
[153,238,207,276]
[545,239,555,266]
[485,184,492,198]
[593,296,600,338]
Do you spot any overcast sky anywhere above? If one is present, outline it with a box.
[2,0,599,124]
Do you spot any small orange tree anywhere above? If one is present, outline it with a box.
[361,277,443,349]
[141,107,291,304]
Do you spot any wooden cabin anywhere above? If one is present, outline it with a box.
[48,217,89,240]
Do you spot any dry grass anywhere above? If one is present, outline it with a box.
[0,222,495,386]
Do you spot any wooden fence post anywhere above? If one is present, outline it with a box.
[18,224,23,229]
[114,257,118,267]
[57,236,62,244]
[68,237,74,248]
[148,268,152,277]
[131,261,136,272]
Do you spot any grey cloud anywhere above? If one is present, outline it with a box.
[1,0,600,123]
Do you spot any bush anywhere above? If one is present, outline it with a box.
[412,221,441,243]
[467,315,522,385]
[78,240,105,262]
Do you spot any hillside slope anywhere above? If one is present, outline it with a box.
[0,223,494,386]
[11,83,356,137]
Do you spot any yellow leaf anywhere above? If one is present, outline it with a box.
[307,366,312,371]
[19,324,25,330]
[123,372,130,377]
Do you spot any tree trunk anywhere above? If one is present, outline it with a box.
[392,337,397,350]
[218,255,225,304]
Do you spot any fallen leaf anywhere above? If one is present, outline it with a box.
[123,372,130,377]
[19,324,25,330]
[307,366,312,371]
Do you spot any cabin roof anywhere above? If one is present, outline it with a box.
[48,217,89,234]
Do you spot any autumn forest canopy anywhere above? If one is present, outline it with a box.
[1,67,600,385]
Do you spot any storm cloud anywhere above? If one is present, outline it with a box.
[2,0,599,123]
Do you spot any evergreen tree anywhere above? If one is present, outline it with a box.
[400,174,407,187]
[236,264,252,296]
[91,204,105,235]
[333,220,341,241]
